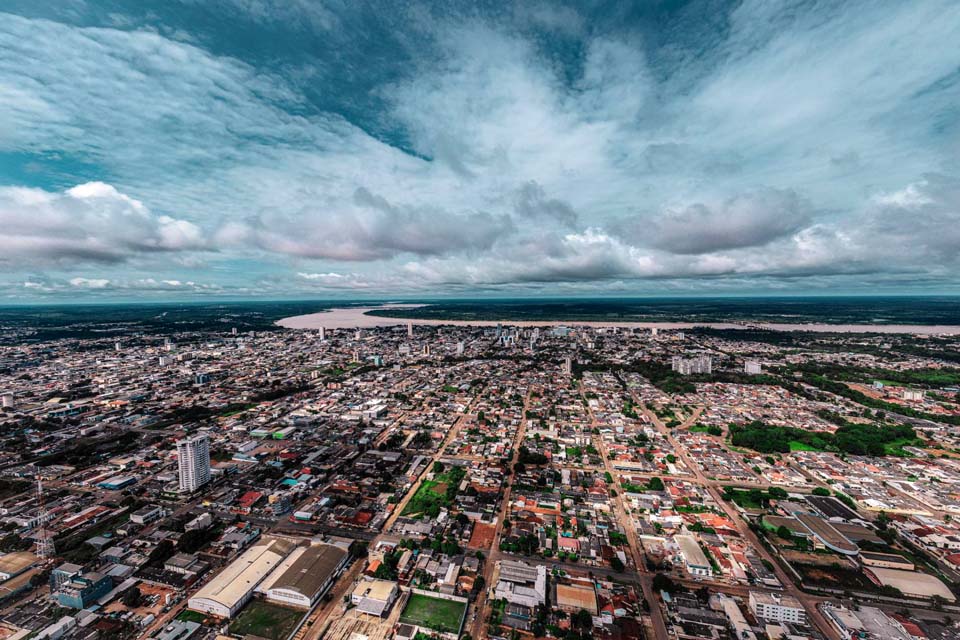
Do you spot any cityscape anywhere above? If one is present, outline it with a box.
[1,305,960,640]
[2,1,960,640]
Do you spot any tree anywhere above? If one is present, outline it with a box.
[768,487,788,499]
[610,556,624,572]
[812,487,831,496]
[349,540,369,557]
[177,527,214,553]
[147,540,176,567]
[647,476,664,491]
[122,586,142,608]
[652,573,677,592]
[573,609,593,629]
[776,526,793,540]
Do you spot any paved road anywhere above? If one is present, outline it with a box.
[587,391,671,640]
[468,385,533,640]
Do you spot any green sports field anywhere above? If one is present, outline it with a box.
[399,593,466,633]
[230,601,304,640]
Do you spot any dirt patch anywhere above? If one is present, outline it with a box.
[468,523,497,550]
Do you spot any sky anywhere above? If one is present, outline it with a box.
[1,0,959,302]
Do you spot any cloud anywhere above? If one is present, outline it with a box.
[629,188,815,255]
[1,1,960,298]
[216,187,514,261]
[514,181,578,227]
[0,182,206,265]
[69,277,111,289]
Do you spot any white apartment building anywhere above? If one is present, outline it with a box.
[748,592,806,624]
[671,355,712,375]
[177,434,211,493]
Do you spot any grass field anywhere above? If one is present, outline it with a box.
[884,438,922,456]
[789,440,821,451]
[176,610,208,623]
[399,593,466,633]
[230,601,304,640]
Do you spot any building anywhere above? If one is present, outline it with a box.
[860,551,915,571]
[671,355,712,375]
[744,361,763,375]
[185,513,213,531]
[676,535,712,577]
[188,536,296,618]
[164,553,209,578]
[55,571,112,609]
[494,561,547,608]
[155,620,201,640]
[865,567,956,601]
[794,513,859,555]
[50,563,83,591]
[0,552,37,581]
[177,434,211,493]
[555,583,598,615]
[748,592,806,624]
[351,579,398,617]
[259,542,349,608]
[130,505,164,525]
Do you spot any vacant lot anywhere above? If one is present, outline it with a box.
[231,600,303,640]
[399,593,466,633]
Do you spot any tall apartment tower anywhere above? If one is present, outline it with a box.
[319,326,326,341]
[177,434,211,493]
[407,322,414,338]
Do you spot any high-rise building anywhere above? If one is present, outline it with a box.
[319,326,326,341]
[562,357,573,376]
[671,355,712,375]
[745,360,763,375]
[456,341,465,356]
[407,322,413,338]
[177,434,211,493]
[1,393,13,409]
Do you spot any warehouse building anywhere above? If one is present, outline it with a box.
[258,542,349,609]
[865,567,956,601]
[676,535,712,577]
[188,536,296,618]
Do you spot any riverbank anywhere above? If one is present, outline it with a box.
[275,305,960,334]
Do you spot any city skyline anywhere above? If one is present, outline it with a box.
[2,1,959,301]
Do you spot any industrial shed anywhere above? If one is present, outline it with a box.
[258,542,349,608]
[187,536,296,618]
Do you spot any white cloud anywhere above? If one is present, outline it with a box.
[1,2,959,297]
[69,277,111,288]
[0,182,206,265]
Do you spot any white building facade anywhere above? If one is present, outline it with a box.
[177,434,211,493]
